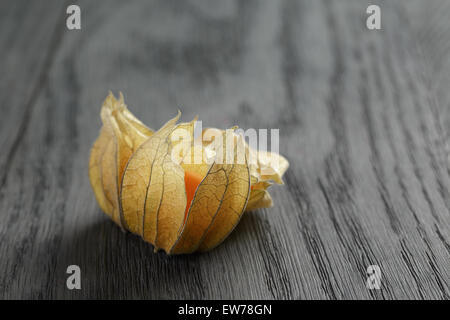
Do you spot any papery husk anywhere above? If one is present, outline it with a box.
[170,132,250,253]
[89,92,152,228]
[89,93,289,254]
[199,128,289,211]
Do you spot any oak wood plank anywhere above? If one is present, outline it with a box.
[1,0,450,299]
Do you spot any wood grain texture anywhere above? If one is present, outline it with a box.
[1,0,450,299]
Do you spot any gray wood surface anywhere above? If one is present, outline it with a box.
[1,0,450,299]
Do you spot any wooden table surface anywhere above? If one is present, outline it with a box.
[2,0,450,299]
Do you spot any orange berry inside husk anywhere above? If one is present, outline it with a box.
[183,170,204,222]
